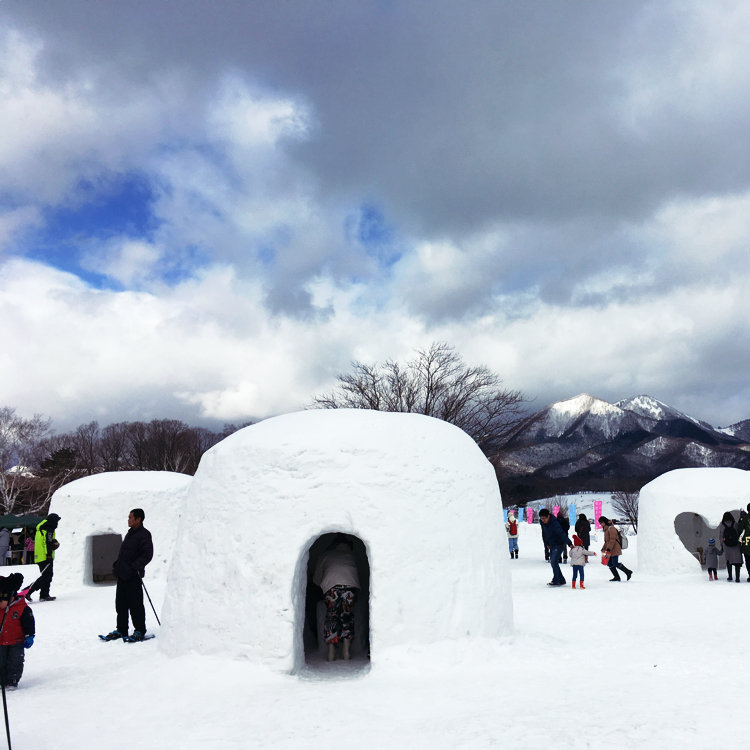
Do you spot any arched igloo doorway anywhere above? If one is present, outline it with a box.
[88,533,122,583]
[302,532,370,665]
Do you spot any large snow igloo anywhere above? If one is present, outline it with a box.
[160,409,512,672]
[638,467,750,575]
[48,471,191,590]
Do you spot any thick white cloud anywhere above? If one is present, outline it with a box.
[1,3,750,430]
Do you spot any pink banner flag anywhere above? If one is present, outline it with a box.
[527,507,533,524]
[553,505,559,516]
[594,500,603,528]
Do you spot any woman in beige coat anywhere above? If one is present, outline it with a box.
[599,516,633,582]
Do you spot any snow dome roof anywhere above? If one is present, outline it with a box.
[49,471,191,590]
[638,467,750,575]
[160,409,512,672]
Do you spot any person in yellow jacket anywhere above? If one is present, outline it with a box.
[21,514,61,602]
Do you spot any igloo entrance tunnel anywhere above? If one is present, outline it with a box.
[160,409,513,673]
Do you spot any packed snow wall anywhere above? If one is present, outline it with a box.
[638,467,750,575]
[48,471,191,590]
[160,409,512,672]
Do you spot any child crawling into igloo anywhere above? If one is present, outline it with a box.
[313,535,360,662]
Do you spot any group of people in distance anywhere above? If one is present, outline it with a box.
[704,504,750,582]
[506,509,633,588]
[0,507,154,690]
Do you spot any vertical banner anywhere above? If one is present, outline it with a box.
[594,500,603,528]
[568,503,577,530]
[553,505,559,517]
[503,508,508,522]
[527,507,533,524]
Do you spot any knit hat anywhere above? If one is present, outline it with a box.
[572,534,583,546]
[0,574,24,595]
[708,538,715,545]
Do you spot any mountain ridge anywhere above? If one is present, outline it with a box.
[492,393,750,504]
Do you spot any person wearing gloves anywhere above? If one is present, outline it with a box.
[505,512,520,559]
[0,573,35,689]
[101,508,153,642]
[539,508,572,587]
[569,534,597,589]
[22,513,61,602]
[313,535,360,662]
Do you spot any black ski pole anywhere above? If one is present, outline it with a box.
[139,576,161,627]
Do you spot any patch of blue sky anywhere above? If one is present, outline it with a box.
[347,203,402,270]
[20,171,159,289]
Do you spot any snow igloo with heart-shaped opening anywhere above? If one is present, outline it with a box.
[160,409,513,673]
[638,467,750,575]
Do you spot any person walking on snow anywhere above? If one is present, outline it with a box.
[599,516,632,582]
[539,508,571,586]
[21,513,60,602]
[102,508,153,642]
[570,534,597,588]
[505,512,519,559]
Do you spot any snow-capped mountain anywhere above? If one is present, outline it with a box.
[492,393,750,503]
[718,418,750,442]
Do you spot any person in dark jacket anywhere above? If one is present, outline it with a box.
[574,513,592,550]
[738,504,750,582]
[102,508,153,641]
[539,509,572,586]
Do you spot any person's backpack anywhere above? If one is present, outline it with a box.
[724,525,739,547]
[616,527,629,550]
[508,520,517,535]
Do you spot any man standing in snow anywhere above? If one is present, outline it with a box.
[22,513,61,602]
[103,508,153,642]
[539,509,571,586]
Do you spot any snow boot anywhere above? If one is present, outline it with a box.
[571,581,576,589]
[617,563,633,581]
[579,582,585,589]
[102,630,123,641]
[39,595,56,602]
[327,643,336,662]
[129,630,145,642]
[514,549,518,559]
[609,566,621,582]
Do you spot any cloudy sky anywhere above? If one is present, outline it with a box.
[2,0,750,432]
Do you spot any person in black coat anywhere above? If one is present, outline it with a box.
[574,514,592,550]
[104,508,153,641]
[539,509,572,586]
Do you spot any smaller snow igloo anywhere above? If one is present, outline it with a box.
[638,467,750,575]
[160,409,512,673]
[48,471,191,591]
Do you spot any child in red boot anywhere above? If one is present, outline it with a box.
[570,534,597,589]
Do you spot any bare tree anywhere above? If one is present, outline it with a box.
[0,406,52,514]
[611,490,639,532]
[313,342,529,449]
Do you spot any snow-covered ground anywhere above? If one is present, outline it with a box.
[3,524,739,749]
